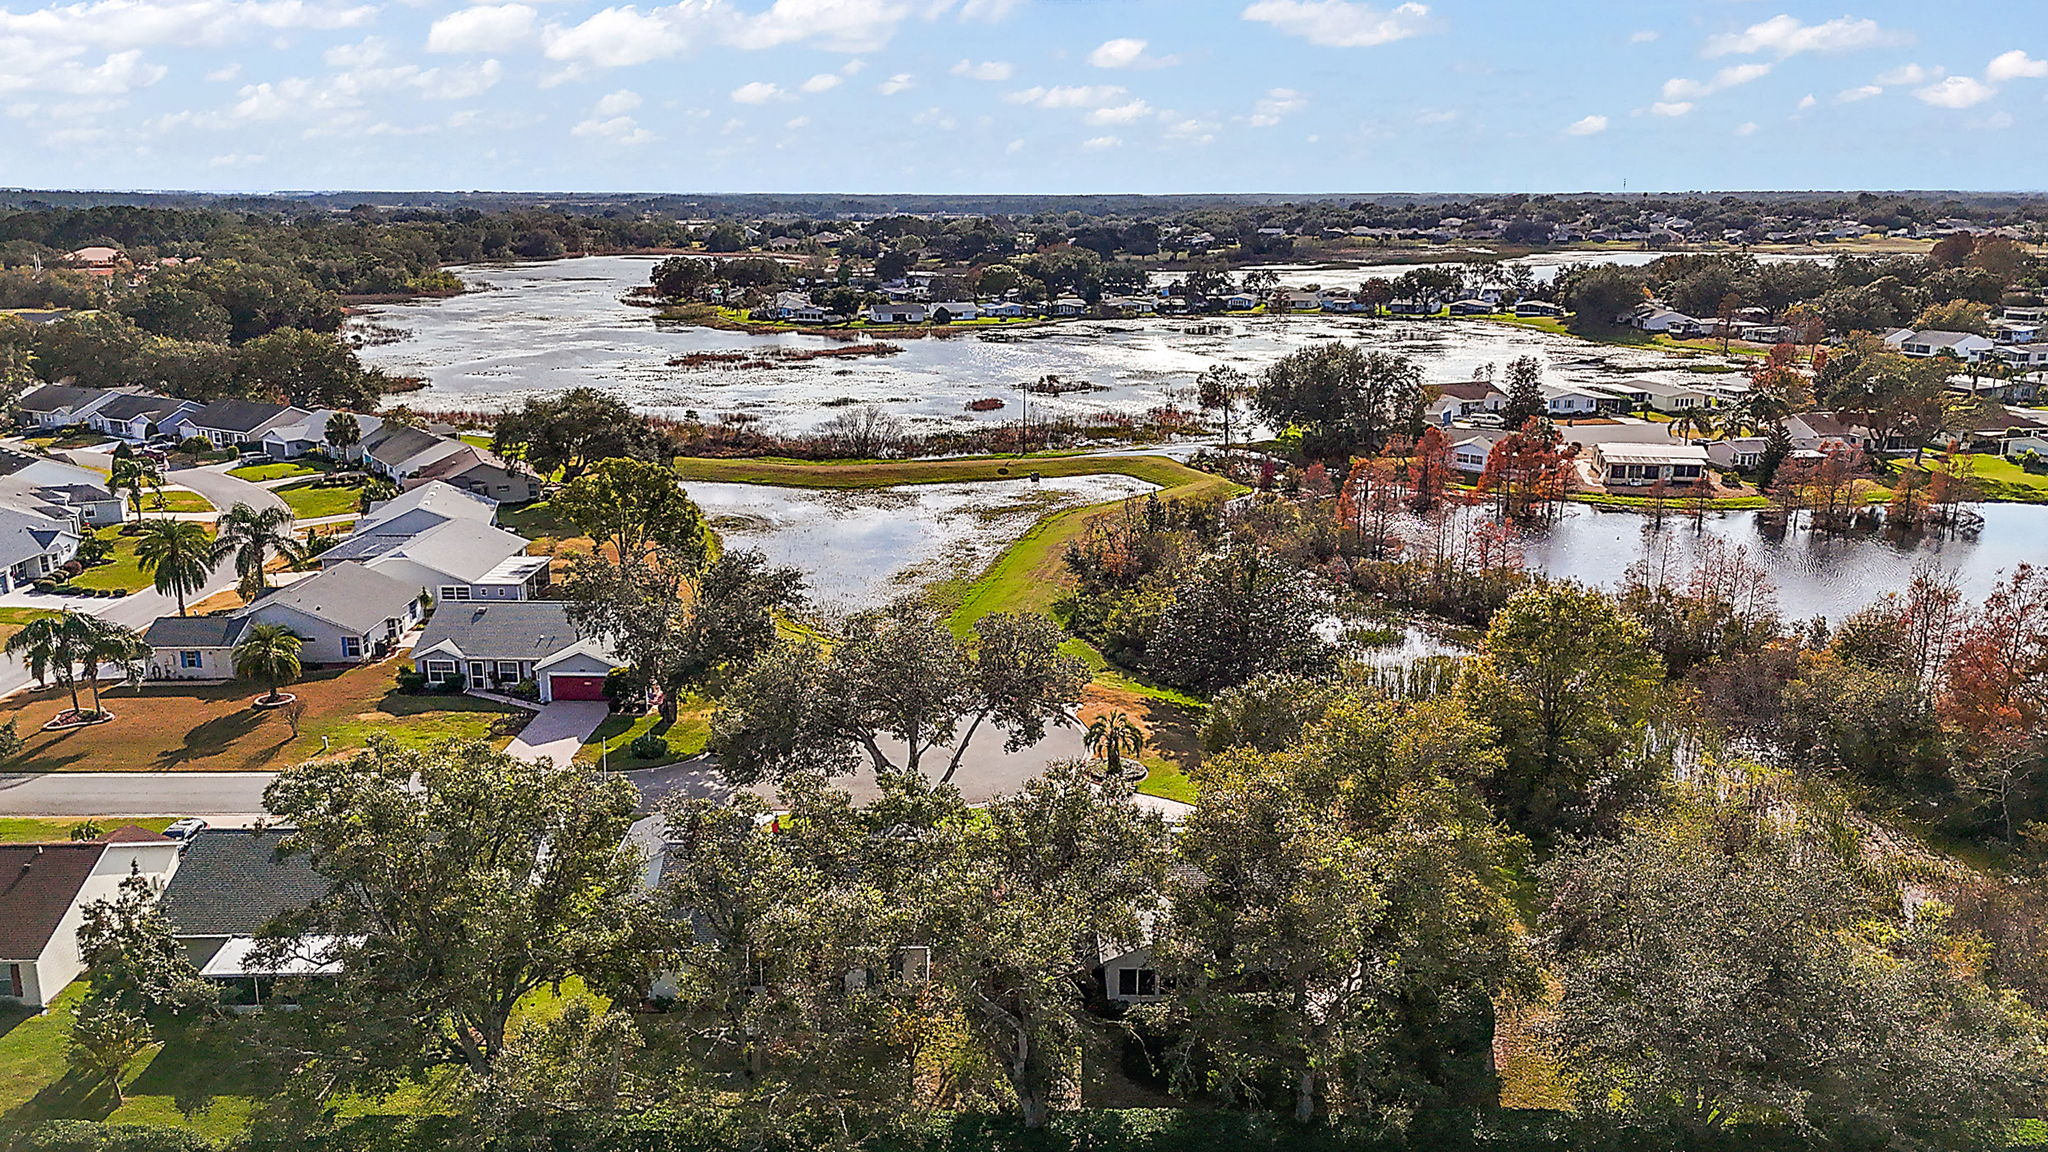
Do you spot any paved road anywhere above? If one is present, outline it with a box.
[0,720,1096,817]
[157,460,291,517]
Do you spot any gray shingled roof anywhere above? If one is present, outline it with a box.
[184,399,298,434]
[92,393,190,424]
[249,561,416,632]
[159,829,328,937]
[415,600,594,663]
[16,384,107,414]
[143,614,248,649]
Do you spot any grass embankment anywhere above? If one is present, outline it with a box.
[1482,314,1771,358]
[0,658,526,773]
[0,817,176,842]
[658,302,1049,336]
[276,479,363,520]
[1900,453,2048,503]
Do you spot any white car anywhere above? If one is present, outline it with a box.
[163,818,209,841]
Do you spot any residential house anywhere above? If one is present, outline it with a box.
[1591,442,1711,488]
[0,506,80,591]
[239,561,422,664]
[173,400,310,448]
[864,303,926,324]
[1590,379,1717,413]
[927,301,980,322]
[158,828,332,999]
[1994,343,2048,370]
[1541,384,1606,417]
[1447,299,1495,316]
[1785,411,1871,452]
[1386,298,1436,316]
[1047,296,1087,317]
[1705,436,1768,470]
[1512,300,1565,318]
[1279,290,1323,312]
[258,409,384,461]
[412,600,617,701]
[405,444,542,504]
[1450,432,1501,475]
[1994,320,2043,345]
[1898,330,1996,363]
[1219,292,1259,311]
[142,614,247,681]
[359,423,469,482]
[1425,380,1507,426]
[85,393,200,442]
[63,247,123,275]
[982,302,1026,319]
[320,518,547,603]
[357,480,498,534]
[15,384,112,430]
[765,292,826,323]
[6,481,124,528]
[1,830,181,1008]
[1625,305,1701,333]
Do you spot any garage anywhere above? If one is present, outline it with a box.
[547,675,608,701]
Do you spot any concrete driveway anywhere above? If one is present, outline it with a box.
[504,700,611,768]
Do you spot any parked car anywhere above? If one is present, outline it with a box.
[163,817,209,841]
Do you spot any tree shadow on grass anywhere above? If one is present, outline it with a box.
[125,1020,271,1119]
[17,1070,119,1124]
[153,709,266,770]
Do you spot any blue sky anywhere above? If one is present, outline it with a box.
[0,0,2042,193]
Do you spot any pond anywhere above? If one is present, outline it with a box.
[1519,501,2048,622]
[684,473,1156,616]
[354,254,1742,435]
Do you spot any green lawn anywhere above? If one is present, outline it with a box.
[69,527,182,594]
[226,460,322,482]
[0,817,177,843]
[276,479,364,519]
[0,606,56,646]
[1902,453,2048,503]
[1480,313,1769,358]
[575,698,712,768]
[138,490,213,514]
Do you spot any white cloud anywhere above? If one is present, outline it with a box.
[1080,134,1120,151]
[725,0,917,54]
[204,62,239,81]
[1659,61,1770,106]
[1004,136,1024,152]
[784,114,808,129]
[1005,83,1125,108]
[1796,93,1816,110]
[1240,0,1429,49]
[1835,84,1882,102]
[949,58,1011,81]
[1915,75,1995,108]
[572,113,652,144]
[1414,107,1455,124]
[1564,113,1607,135]
[1650,101,1692,117]
[1733,121,1758,136]
[542,6,695,67]
[593,88,640,116]
[1163,116,1217,144]
[1628,29,1658,44]
[428,5,537,54]
[1088,36,1175,68]
[208,151,263,167]
[876,72,914,95]
[1874,63,1940,86]
[730,80,787,104]
[1704,14,1906,58]
[1244,86,1306,126]
[1085,98,1151,125]
[800,72,842,93]
[0,0,374,50]
[1986,49,2048,83]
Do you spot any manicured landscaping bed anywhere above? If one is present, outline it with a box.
[276,478,364,519]
[0,659,527,772]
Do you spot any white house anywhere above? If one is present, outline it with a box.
[1,830,182,1008]
[1541,384,1604,417]
[1898,330,1996,362]
[1592,442,1711,488]
[412,600,617,701]
[172,400,310,447]
[15,384,113,430]
[1426,381,1507,426]
[319,517,547,604]
[864,303,926,324]
[1627,305,1702,334]
[927,301,980,322]
[86,393,200,442]
[1450,433,1501,474]
[0,506,80,592]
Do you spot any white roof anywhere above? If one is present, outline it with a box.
[199,934,353,977]
[357,480,498,533]
[1596,442,1711,465]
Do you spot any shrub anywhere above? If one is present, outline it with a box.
[59,560,83,577]
[630,732,670,760]
[14,1120,218,1152]
[74,534,113,566]
[394,663,425,692]
[177,436,214,456]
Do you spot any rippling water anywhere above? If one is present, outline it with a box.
[355,254,1748,435]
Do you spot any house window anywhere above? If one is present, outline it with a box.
[1117,968,1158,998]
[441,586,470,602]
[341,636,363,659]
[179,650,203,670]
[425,660,458,682]
[496,661,522,681]
[4,963,20,999]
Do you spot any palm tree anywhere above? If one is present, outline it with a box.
[109,457,158,523]
[78,618,148,717]
[212,503,300,599]
[134,519,213,616]
[1085,710,1146,781]
[5,611,91,717]
[232,623,302,705]
[1667,408,1718,442]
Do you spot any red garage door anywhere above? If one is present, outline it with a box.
[549,675,608,701]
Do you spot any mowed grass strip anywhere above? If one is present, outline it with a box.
[0,816,177,842]
[674,453,1212,492]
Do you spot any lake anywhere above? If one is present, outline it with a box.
[1519,502,2048,622]
[353,254,1739,436]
